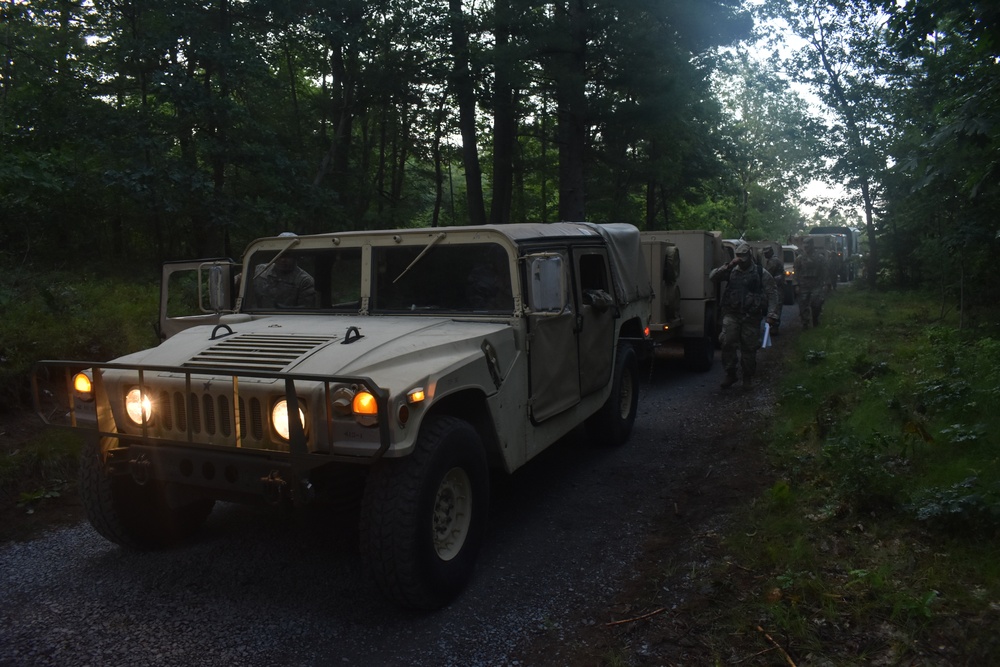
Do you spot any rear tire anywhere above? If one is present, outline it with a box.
[360,416,490,610]
[80,437,214,550]
[587,345,640,445]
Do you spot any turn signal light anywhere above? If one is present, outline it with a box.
[73,372,93,396]
[352,391,378,426]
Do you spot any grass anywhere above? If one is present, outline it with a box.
[712,288,1000,663]
[0,429,83,507]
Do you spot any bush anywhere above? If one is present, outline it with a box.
[0,269,160,410]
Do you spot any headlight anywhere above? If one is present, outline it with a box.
[125,387,152,424]
[272,399,306,440]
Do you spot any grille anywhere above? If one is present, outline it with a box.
[155,391,266,445]
[183,333,335,372]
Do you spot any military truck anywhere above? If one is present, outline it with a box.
[810,225,861,281]
[640,230,725,371]
[32,223,652,610]
[792,233,841,289]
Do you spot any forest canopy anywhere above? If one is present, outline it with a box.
[1,0,998,302]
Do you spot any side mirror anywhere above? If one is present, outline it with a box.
[526,254,566,313]
[205,262,232,313]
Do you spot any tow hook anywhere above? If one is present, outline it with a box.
[129,454,152,485]
[260,471,288,505]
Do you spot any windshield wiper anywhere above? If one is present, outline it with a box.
[253,237,301,279]
[392,232,446,284]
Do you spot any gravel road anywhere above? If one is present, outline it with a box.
[0,326,790,667]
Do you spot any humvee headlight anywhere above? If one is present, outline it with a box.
[73,372,94,400]
[352,391,378,427]
[272,399,306,441]
[125,387,153,424]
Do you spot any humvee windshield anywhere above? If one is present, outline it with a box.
[244,246,362,312]
[242,242,514,315]
[372,242,513,314]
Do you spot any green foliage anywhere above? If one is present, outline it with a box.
[717,288,1000,661]
[765,480,794,508]
[0,270,159,408]
[0,429,82,506]
[821,434,903,511]
[906,477,1000,535]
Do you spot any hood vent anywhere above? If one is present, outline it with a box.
[183,333,335,372]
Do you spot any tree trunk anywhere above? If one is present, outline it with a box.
[555,0,587,222]
[449,0,487,225]
[490,1,514,225]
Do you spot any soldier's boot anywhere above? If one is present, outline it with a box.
[742,375,753,389]
[720,371,738,389]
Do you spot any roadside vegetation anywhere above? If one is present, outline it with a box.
[0,272,158,520]
[689,288,1000,664]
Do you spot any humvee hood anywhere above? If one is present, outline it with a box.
[127,315,511,381]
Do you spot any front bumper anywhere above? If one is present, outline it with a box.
[33,361,392,495]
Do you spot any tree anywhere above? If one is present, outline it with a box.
[712,51,824,240]
[760,0,897,287]
[875,0,1000,305]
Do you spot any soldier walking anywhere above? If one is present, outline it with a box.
[710,242,779,389]
[794,237,828,328]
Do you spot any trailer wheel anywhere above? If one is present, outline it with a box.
[360,416,489,610]
[587,344,639,445]
[80,437,214,550]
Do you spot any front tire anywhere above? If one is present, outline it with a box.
[587,344,640,446]
[360,416,490,610]
[80,437,214,550]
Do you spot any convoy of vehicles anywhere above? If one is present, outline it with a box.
[30,219,861,610]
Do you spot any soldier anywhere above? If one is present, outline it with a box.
[710,242,779,389]
[794,236,827,328]
[762,246,784,334]
[252,235,317,308]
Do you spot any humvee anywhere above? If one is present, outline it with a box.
[32,223,652,610]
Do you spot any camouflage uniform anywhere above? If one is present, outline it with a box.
[252,261,317,308]
[710,243,779,388]
[793,238,827,328]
